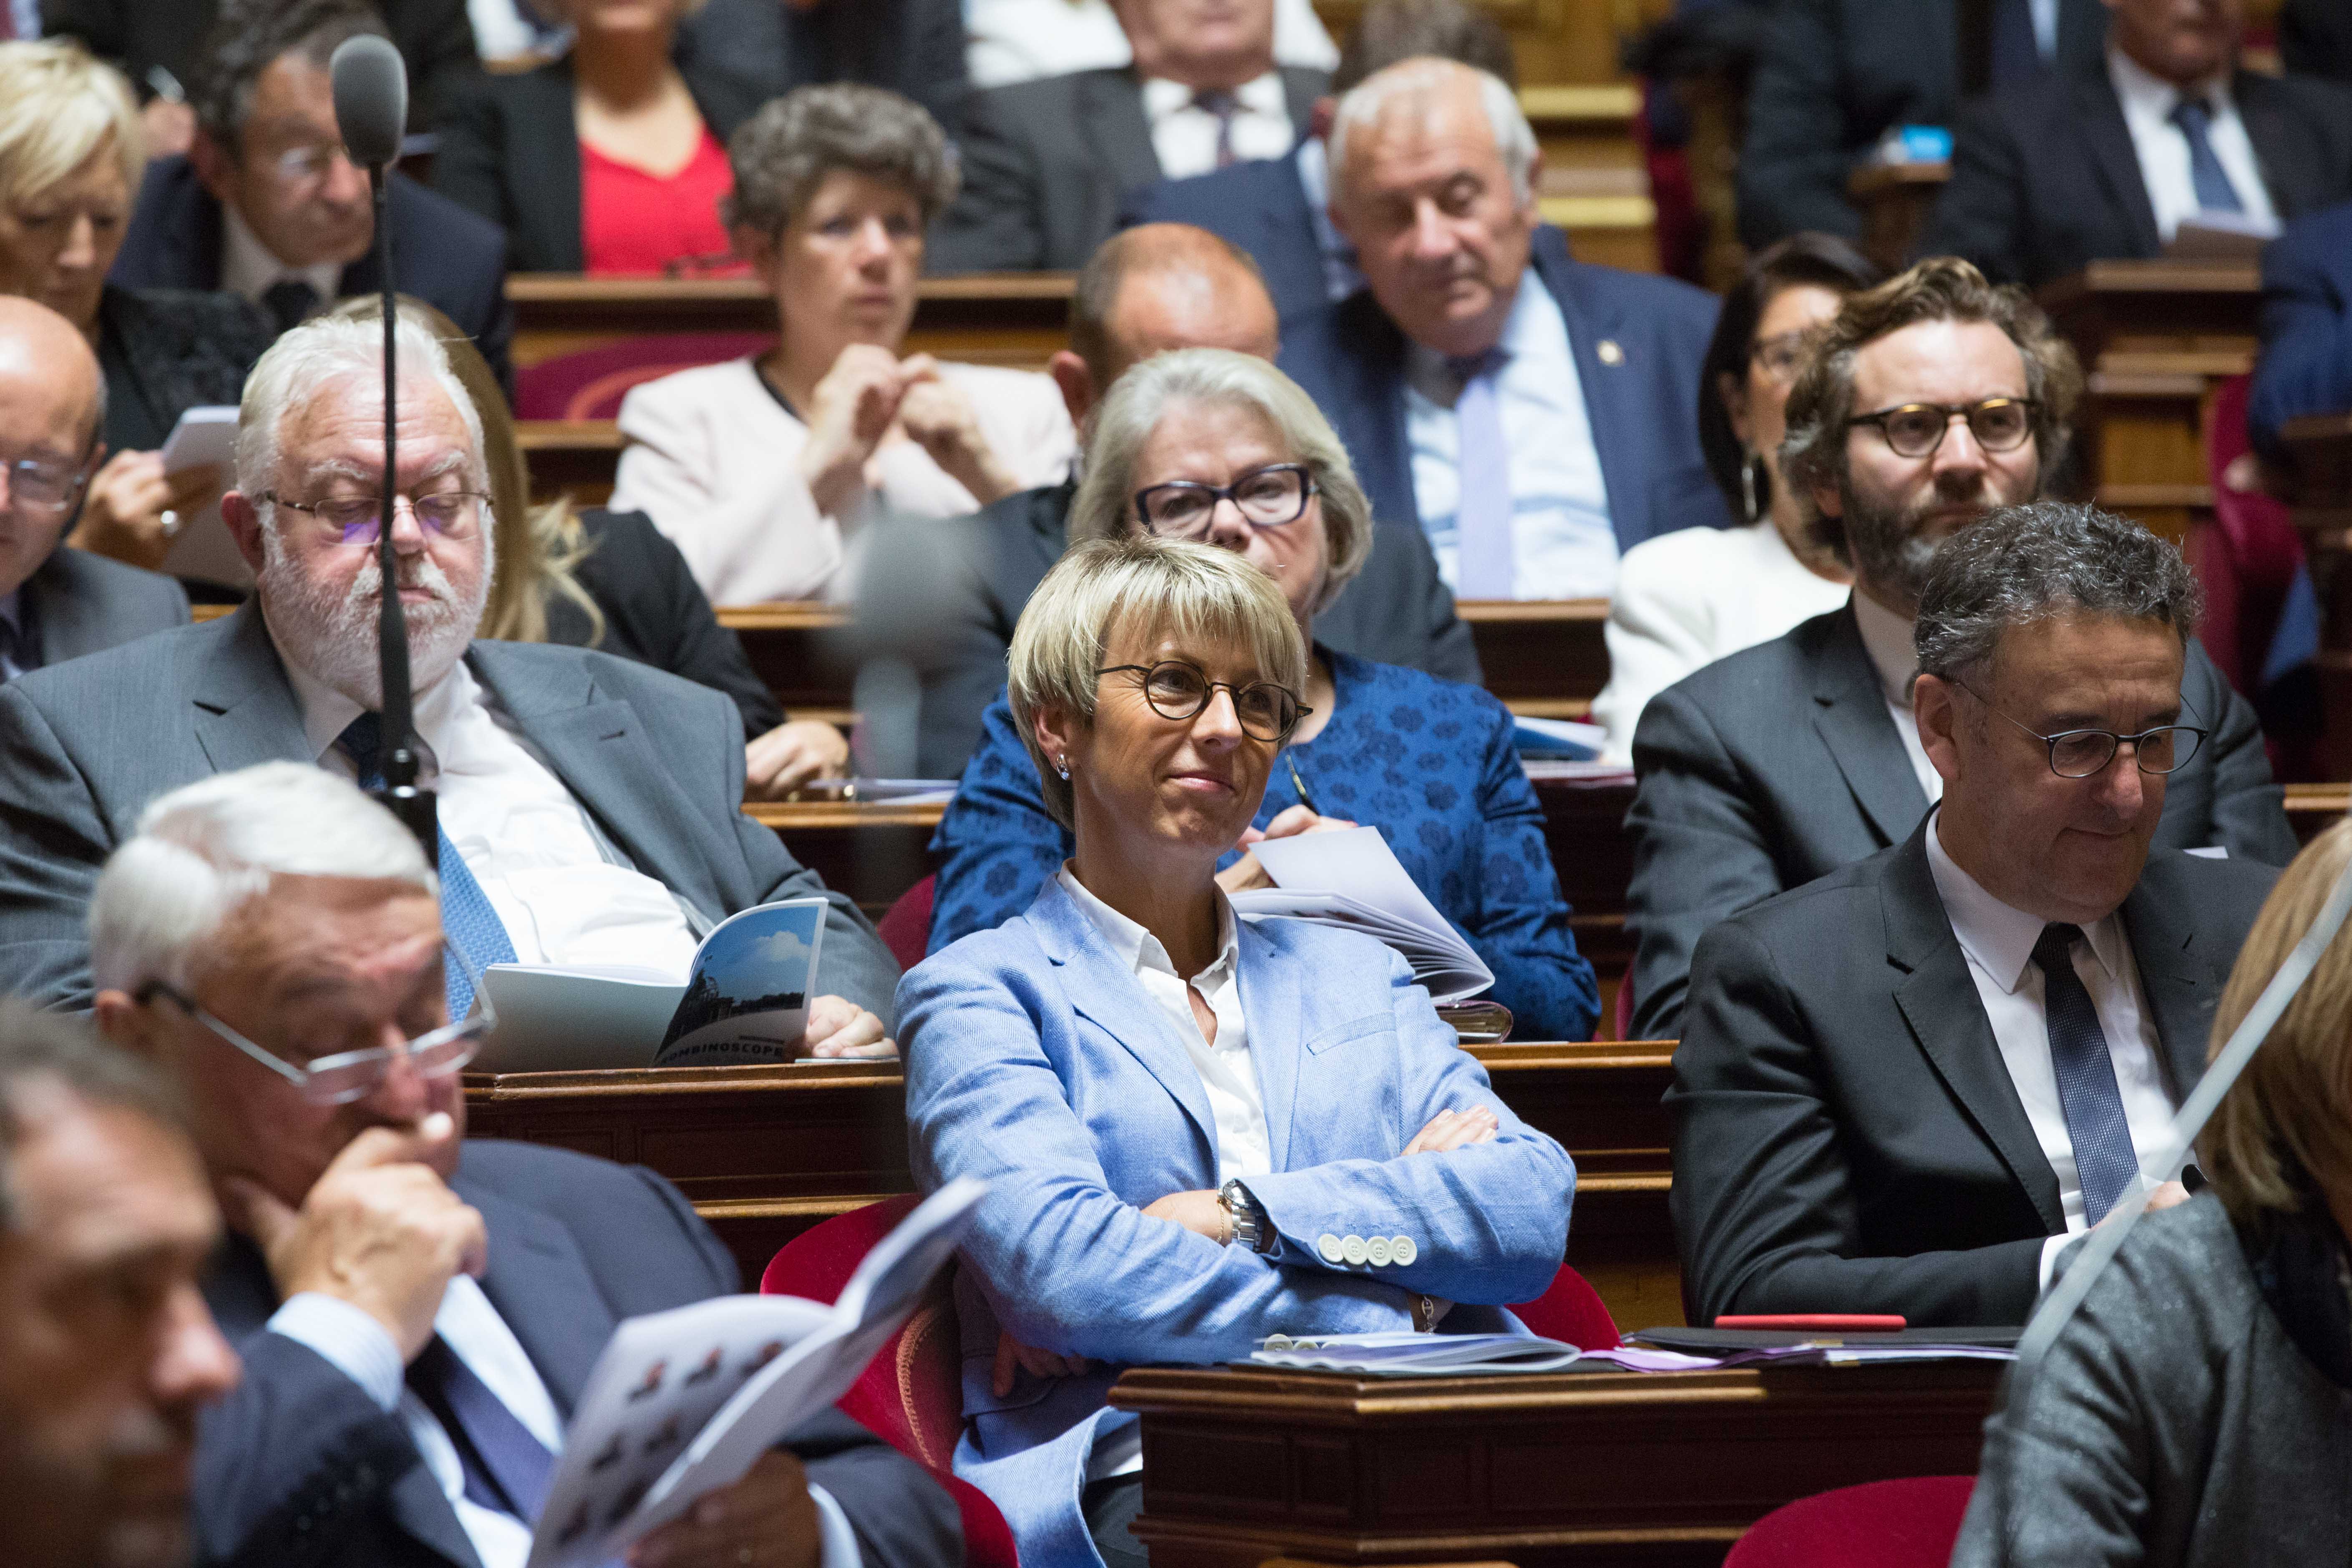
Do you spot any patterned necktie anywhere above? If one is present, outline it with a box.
[406,1336,554,1525]
[2032,924,2142,1226]
[1449,348,1515,599]
[337,711,518,1019]
[1193,89,1240,169]
[2168,99,2247,215]
[263,277,321,334]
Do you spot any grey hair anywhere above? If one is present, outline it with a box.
[235,311,489,532]
[1913,501,2204,687]
[0,1002,186,1231]
[89,762,438,997]
[722,83,960,237]
[1068,348,1372,617]
[1009,535,1307,829]
[1328,57,1536,205]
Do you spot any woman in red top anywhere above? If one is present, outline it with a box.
[433,0,768,274]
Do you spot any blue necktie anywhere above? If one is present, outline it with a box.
[2033,924,2141,1226]
[337,712,518,1020]
[1450,349,1515,599]
[2168,98,2247,215]
[407,1336,555,1524]
[1988,0,2044,88]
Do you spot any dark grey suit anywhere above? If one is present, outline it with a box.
[197,1138,961,1568]
[1625,603,2295,1040]
[15,544,189,669]
[0,605,896,1018]
[1669,823,2276,1328]
[927,65,1328,273]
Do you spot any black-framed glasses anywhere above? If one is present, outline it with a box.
[1847,398,2040,459]
[1,436,100,518]
[135,945,496,1106]
[1953,677,2207,779]
[260,488,490,547]
[1133,463,1317,539]
[1096,660,1309,744]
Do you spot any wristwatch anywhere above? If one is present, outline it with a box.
[1219,1180,1274,1253]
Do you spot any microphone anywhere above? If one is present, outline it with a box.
[330,35,436,866]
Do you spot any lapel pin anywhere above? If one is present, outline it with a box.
[1597,339,1625,366]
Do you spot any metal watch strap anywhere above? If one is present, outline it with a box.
[1219,1179,1273,1253]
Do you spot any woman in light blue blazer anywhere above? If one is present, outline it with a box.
[899,532,1577,1568]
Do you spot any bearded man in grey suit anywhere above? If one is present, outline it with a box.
[0,311,899,1043]
[0,297,188,678]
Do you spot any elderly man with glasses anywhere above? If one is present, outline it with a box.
[0,310,899,1060]
[88,762,963,1568]
[0,296,188,677]
[1667,501,2281,1330]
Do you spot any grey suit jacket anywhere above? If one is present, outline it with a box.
[0,605,897,1019]
[19,543,189,668]
[927,65,1328,272]
[1624,602,2297,1040]
[1953,1194,2352,1566]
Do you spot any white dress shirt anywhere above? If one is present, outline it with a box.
[1140,71,1297,180]
[2106,47,2279,242]
[220,205,342,312]
[963,0,1337,89]
[1924,815,2185,1287]
[1851,587,1943,801]
[611,358,1077,605]
[1289,137,1363,303]
[281,634,705,979]
[1591,522,1854,762]
[1403,272,1617,600]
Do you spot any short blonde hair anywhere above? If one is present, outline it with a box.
[1068,348,1372,619]
[2201,819,2352,1222]
[1007,536,1307,829]
[0,41,144,214]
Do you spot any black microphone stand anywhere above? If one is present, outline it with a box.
[363,161,437,868]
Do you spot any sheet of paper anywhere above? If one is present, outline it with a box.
[473,966,687,1073]
[155,405,250,588]
[654,898,828,1067]
[1232,828,1496,1002]
[1249,1331,1582,1375]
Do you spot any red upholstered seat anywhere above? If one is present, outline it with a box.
[1509,1263,1622,1350]
[877,876,937,974]
[512,331,771,420]
[760,1196,1018,1568]
[2196,373,2308,695]
[1723,1476,1977,1568]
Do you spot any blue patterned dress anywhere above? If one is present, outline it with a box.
[926,649,1601,1040]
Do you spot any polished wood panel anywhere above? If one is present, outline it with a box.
[1108,1359,1999,1568]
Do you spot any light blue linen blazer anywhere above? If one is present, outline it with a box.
[899,878,1578,1568]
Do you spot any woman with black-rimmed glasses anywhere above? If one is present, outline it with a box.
[928,348,1601,1042]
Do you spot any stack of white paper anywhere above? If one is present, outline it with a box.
[1250,1331,1581,1375]
[1228,826,1496,1003]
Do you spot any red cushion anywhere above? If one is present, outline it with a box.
[877,877,937,974]
[1511,1263,1622,1350]
[2198,372,2307,692]
[512,330,772,420]
[1724,1476,1977,1568]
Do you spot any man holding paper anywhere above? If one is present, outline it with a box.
[91,763,963,1568]
[902,536,1574,1568]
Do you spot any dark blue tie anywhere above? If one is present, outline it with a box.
[337,712,518,1019]
[2033,924,2141,1226]
[2168,98,2247,214]
[406,1336,554,1525]
[1988,0,2045,88]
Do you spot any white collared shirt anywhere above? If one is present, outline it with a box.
[219,204,342,313]
[1924,814,2184,1287]
[1290,138,1363,304]
[1141,70,1298,181]
[1850,588,1943,802]
[275,626,703,979]
[1403,272,1618,600]
[2106,47,2279,242]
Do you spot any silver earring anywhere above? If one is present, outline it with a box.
[1056,758,1070,780]
[1740,454,1763,523]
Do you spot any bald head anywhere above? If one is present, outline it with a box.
[1055,224,1280,433]
[0,299,101,448]
[0,297,103,596]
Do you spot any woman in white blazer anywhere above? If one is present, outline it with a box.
[1590,234,1881,760]
[610,84,1077,604]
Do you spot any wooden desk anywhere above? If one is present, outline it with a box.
[1849,160,1950,275]
[1108,1360,2000,1568]
[519,420,621,505]
[463,1038,1684,1328]
[2285,413,2352,775]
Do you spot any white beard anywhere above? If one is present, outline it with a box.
[259,524,495,709]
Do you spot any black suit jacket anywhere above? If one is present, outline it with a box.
[1625,603,2297,1040]
[1118,148,1332,323]
[15,544,189,671]
[928,65,1327,273]
[678,0,970,144]
[195,1139,961,1568]
[2284,0,2352,86]
[93,283,274,454]
[1920,58,2352,289]
[1736,0,2110,247]
[1279,226,1732,558]
[430,54,773,275]
[1669,821,2277,1327]
[38,0,481,131]
[863,480,1480,778]
[110,157,515,388]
